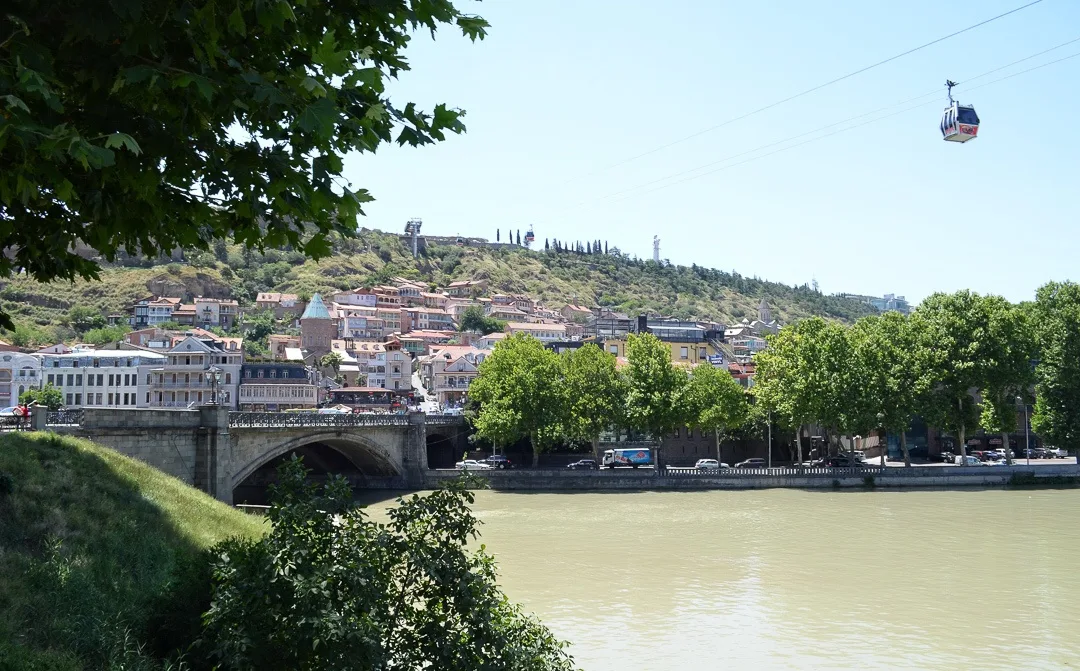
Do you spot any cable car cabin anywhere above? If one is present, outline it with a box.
[941,102,979,143]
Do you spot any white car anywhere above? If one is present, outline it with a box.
[1046,447,1069,458]
[695,459,729,470]
[455,459,492,471]
[954,455,983,466]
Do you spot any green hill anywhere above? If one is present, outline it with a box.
[0,432,265,669]
[0,228,875,344]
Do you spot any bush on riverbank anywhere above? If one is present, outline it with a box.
[0,432,265,669]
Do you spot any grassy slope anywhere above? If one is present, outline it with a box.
[0,432,264,669]
[0,228,875,340]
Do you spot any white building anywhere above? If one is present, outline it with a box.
[147,334,243,408]
[504,322,568,343]
[0,352,42,407]
[36,350,166,408]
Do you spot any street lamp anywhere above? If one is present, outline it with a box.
[876,412,885,466]
[1017,395,1030,466]
[205,365,223,405]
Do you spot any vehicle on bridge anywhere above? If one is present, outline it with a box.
[327,387,405,412]
[602,448,651,469]
[566,459,598,470]
[455,459,493,471]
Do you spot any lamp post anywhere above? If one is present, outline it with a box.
[876,412,886,466]
[205,365,223,405]
[1017,395,1030,466]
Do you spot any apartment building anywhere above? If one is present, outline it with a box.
[37,350,166,408]
[487,305,530,323]
[401,307,455,333]
[193,297,239,330]
[420,345,488,406]
[238,363,317,411]
[268,334,302,360]
[147,333,243,408]
[256,292,307,319]
[129,296,182,328]
[444,279,487,297]
[504,322,568,343]
[337,306,383,340]
[560,304,593,322]
[332,288,378,307]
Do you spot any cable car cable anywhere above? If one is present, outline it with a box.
[568,0,1048,181]
[585,35,1080,204]
[609,49,1080,203]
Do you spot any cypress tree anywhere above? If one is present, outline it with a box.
[545,238,550,251]
[586,241,592,254]
[516,230,521,245]
[496,229,500,242]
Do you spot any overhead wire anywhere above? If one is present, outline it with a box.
[581,35,1080,205]
[568,0,1049,181]
[608,48,1080,203]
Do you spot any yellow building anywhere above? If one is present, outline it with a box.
[599,337,716,364]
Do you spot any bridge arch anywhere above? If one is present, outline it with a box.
[231,431,403,491]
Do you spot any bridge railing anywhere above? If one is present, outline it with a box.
[665,466,885,477]
[46,409,83,426]
[426,414,467,426]
[229,412,413,428]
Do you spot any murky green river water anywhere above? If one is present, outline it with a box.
[368,488,1080,670]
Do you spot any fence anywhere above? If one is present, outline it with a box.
[46,409,83,426]
[228,412,412,428]
[665,465,885,478]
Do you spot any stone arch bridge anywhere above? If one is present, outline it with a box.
[43,407,469,503]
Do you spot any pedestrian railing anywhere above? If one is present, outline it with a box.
[665,466,885,477]
[46,409,83,426]
[228,412,412,428]
[427,414,467,426]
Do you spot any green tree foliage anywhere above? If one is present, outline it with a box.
[681,362,749,460]
[201,458,575,670]
[1031,281,1080,454]
[470,334,564,464]
[560,344,627,456]
[623,333,688,440]
[82,324,130,346]
[19,384,64,409]
[64,306,107,332]
[915,292,995,463]
[977,296,1035,465]
[458,305,506,334]
[0,0,488,328]
[320,351,343,373]
[848,312,922,466]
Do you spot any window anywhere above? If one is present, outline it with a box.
[185,356,191,365]
[146,392,150,404]
[74,393,82,405]
[47,374,54,385]
[108,393,114,405]
[66,393,73,406]
[680,347,689,360]
[225,373,231,384]
[75,374,83,386]
[124,393,130,405]
[146,374,151,384]
[269,369,277,379]
[93,358,100,367]
[609,345,619,355]
[699,347,708,359]
[97,374,104,386]
[258,369,264,378]
[87,375,94,387]
[108,374,114,386]
[67,374,74,386]
[96,393,103,405]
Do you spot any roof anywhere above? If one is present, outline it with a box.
[301,293,331,320]
[505,322,567,331]
[332,386,397,393]
[480,332,507,340]
[563,304,592,313]
[284,347,305,361]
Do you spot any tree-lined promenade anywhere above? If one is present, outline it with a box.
[471,283,1080,466]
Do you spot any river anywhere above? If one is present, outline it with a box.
[368,487,1080,670]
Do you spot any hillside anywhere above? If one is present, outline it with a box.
[0,433,265,669]
[0,228,876,342]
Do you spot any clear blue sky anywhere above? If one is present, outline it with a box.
[343,0,1080,305]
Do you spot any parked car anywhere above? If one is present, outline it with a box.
[823,455,865,468]
[1046,447,1069,459]
[694,458,729,470]
[954,455,983,466]
[481,455,514,470]
[1025,447,1048,459]
[566,459,598,470]
[455,459,492,471]
[734,458,767,469]
[938,451,956,463]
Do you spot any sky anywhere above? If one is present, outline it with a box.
[342,0,1080,305]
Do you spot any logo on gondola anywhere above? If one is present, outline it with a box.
[959,124,977,135]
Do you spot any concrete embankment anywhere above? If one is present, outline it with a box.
[424,464,1080,491]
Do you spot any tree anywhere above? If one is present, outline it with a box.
[20,384,64,410]
[586,241,591,254]
[1030,282,1080,454]
[545,238,549,251]
[682,363,749,463]
[516,230,521,246]
[496,229,500,242]
[458,305,505,334]
[914,291,991,465]
[560,344,627,458]
[469,334,564,466]
[623,333,688,441]
[82,324,130,346]
[1,1,488,329]
[201,458,574,670]
[65,305,107,332]
[848,312,923,466]
[320,352,344,374]
[977,297,1035,466]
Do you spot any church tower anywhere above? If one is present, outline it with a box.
[757,298,773,324]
